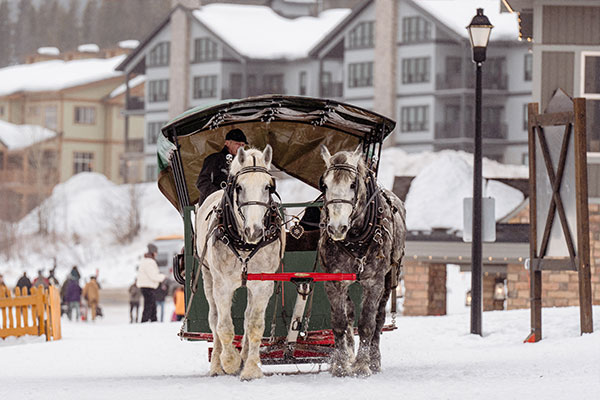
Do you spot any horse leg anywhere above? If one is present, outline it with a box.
[240,289,253,364]
[352,279,385,377]
[239,281,272,380]
[214,281,242,375]
[203,268,225,376]
[370,271,392,374]
[325,281,352,377]
[345,293,355,360]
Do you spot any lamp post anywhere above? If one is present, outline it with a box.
[467,8,493,336]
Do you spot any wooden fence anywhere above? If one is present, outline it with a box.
[0,285,62,341]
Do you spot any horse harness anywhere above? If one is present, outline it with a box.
[321,163,399,282]
[214,163,282,286]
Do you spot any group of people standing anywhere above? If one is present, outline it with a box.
[61,266,101,322]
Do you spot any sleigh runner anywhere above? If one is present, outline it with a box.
[158,95,399,366]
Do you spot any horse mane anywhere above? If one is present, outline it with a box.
[329,151,367,184]
[229,148,268,175]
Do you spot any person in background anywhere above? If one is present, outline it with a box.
[16,272,32,293]
[173,286,185,322]
[63,276,82,321]
[195,128,248,206]
[155,280,169,323]
[32,269,49,289]
[69,265,81,281]
[136,243,165,323]
[82,276,100,322]
[48,267,59,287]
[128,280,142,323]
[0,274,7,293]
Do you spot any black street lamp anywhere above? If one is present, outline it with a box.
[466,8,493,336]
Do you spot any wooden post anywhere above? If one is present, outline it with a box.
[573,98,594,334]
[527,102,542,342]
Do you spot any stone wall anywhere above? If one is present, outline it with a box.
[403,261,446,316]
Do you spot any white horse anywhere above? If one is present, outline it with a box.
[195,145,285,380]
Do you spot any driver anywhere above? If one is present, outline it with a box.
[195,128,248,205]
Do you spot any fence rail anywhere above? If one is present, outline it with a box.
[0,285,61,341]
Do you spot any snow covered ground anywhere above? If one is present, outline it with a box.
[1,305,598,399]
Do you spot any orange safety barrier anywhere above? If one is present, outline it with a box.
[0,285,62,341]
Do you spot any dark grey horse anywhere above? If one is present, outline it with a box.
[318,145,406,377]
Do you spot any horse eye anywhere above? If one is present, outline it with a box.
[235,185,242,192]
[264,184,270,191]
[350,182,356,190]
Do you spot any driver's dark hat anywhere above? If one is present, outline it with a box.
[225,128,248,144]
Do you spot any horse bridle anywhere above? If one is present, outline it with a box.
[321,163,360,215]
[232,165,277,223]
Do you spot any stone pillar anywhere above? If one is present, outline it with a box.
[403,261,446,316]
[373,0,397,124]
[506,263,529,310]
[168,1,201,119]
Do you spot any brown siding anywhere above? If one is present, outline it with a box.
[543,6,600,45]
[541,52,574,110]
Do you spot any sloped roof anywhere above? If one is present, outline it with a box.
[0,56,126,97]
[0,120,57,150]
[191,4,351,60]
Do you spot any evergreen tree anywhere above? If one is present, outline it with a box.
[38,0,61,48]
[59,0,81,51]
[0,0,12,66]
[81,0,99,44]
[13,0,38,61]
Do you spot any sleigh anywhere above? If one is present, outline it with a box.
[158,95,396,365]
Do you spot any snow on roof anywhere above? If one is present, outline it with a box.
[118,40,140,49]
[192,4,351,60]
[416,0,519,41]
[37,47,60,56]
[0,120,57,150]
[78,43,100,53]
[109,75,146,99]
[0,55,126,97]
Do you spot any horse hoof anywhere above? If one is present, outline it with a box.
[240,364,264,381]
[330,362,352,377]
[352,363,372,378]
[221,351,242,375]
[209,365,225,377]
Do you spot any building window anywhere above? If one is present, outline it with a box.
[263,74,284,93]
[74,106,96,124]
[193,38,218,62]
[523,103,529,130]
[347,21,374,49]
[402,16,431,43]
[147,42,170,67]
[45,105,57,130]
[524,53,533,81]
[582,53,600,97]
[402,57,430,84]
[147,121,166,145]
[193,75,217,99]
[73,152,93,174]
[146,164,158,182]
[148,80,169,103]
[299,71,307,95]
[401,106,429,132]
[348,62,373,88]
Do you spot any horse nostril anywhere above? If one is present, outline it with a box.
[244,227,251,238]
[327,225,335,235]
[340,225,348,234]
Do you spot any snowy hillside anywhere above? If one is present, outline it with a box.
[0,148,527,289]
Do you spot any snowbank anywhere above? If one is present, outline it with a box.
[192,5,351,60]
[0,120,57,150]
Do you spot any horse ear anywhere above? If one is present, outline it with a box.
[237,146,246,164]
[353,144,362,157]
[320,144,331,167]
[262,144,272,168]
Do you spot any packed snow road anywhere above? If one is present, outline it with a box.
[1,305,598,400]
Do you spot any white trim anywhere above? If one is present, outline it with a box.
[580,51,600,99]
